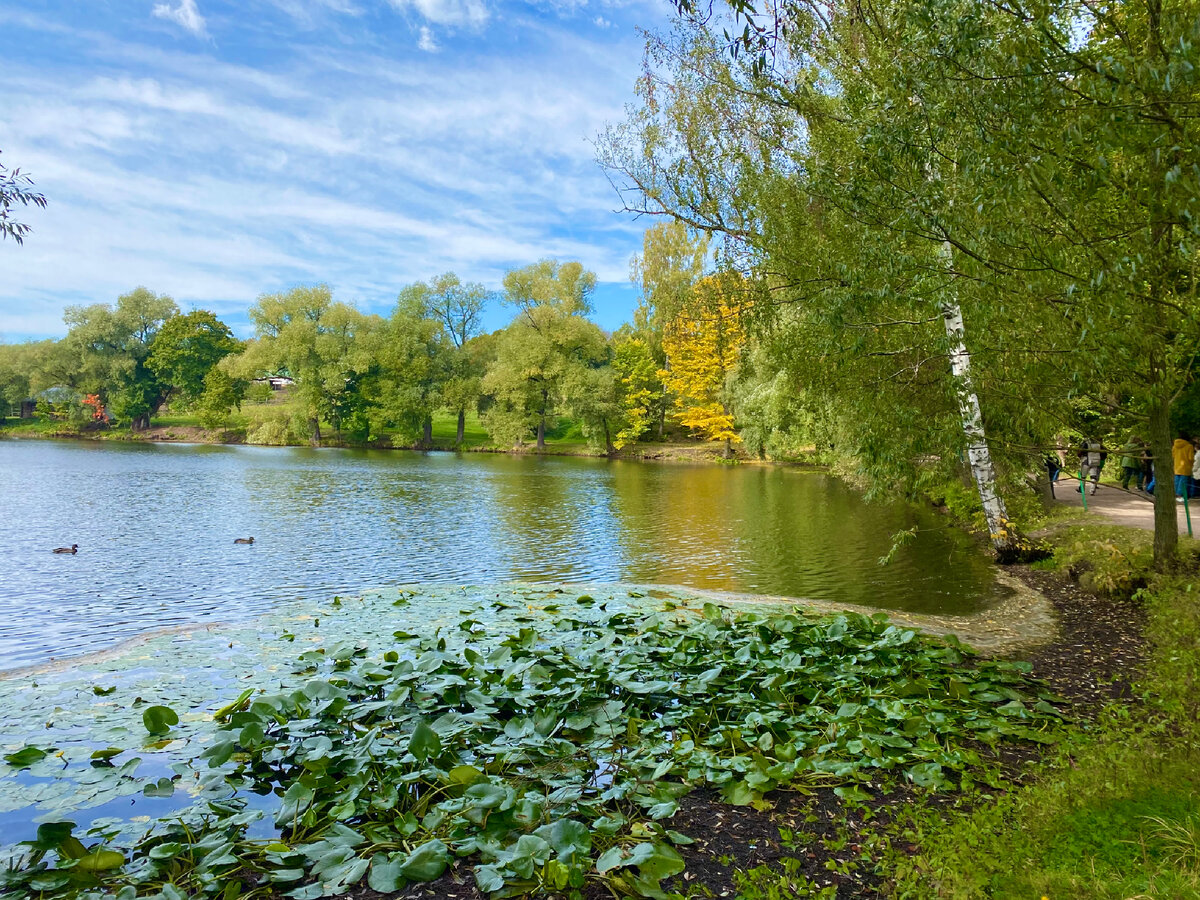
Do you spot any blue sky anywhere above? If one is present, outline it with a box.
[0,0,673,340]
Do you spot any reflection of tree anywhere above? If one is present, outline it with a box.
[488,457,624,583]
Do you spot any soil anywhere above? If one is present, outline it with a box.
[331,564,1147,900]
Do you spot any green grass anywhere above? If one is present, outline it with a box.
[884,526,1200,900]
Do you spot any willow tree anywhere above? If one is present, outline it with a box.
[482,260,607,450]
[236,285,383,444]
[603,0,1200,566]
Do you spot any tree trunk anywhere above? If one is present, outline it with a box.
[310,418,321,447]
[456,409,465,447]
[602,418,615,456]
[1148,392,1179,569]
[938,239,1016,561]
[132,414,151,432]
[537,391,547,451]
[723,437,732,459]
[422,416,433,449]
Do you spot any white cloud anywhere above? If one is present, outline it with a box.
[387,0,488,27]
[593,15,611,27]
[151,0,208,37]
[417,26,439,51]
[0,2,668,337]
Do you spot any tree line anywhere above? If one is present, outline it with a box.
[0,243,791,456]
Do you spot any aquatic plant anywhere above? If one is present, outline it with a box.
[2,600,1063,899]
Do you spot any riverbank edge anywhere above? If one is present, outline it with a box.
[0,421,821,466]
[0,573,1056,685]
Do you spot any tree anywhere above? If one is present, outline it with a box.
[660,273,747,456]
[603,1,1144,560]
[377,289,449,448]
[234,285,383,444]
[395,273,488,446]
[61,287,179,430]
[146,310,240,405]
[195,368,241,431]
[630,221,709,437]
[0,151,47,245]
[482,260,607,450]
[611,335,661,448]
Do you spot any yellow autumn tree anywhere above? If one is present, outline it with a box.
[660,273,747,455]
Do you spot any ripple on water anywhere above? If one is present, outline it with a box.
[0,440,1004,670]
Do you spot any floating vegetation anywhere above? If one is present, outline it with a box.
[1,590,1064,899]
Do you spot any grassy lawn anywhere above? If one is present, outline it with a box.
[881,528,1200,899]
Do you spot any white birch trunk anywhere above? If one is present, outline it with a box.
[938,238,1014,556]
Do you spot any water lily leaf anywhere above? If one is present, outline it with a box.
[90,747,124,762]
[92,685,117,696]
[367,853,406,892]
[148,842,184,860]
[534,819,592,864]
[448,764,484,786]
[74,849,125,872]
[407,720,441,762]
[143,777,176,798]
[4,746,49,768]
[596,842,657,874]
[399,839,449,882]
[474,863,505,893]
[142,705,179,735]
[32,821,77,850]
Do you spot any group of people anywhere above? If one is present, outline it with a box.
[1049,435,1200,500]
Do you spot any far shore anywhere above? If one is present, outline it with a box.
[0,419,822,467]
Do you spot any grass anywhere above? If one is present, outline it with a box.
[880,526,1200,899]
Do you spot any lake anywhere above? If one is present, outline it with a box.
[0,439,1000,671]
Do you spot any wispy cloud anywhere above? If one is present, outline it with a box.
[151,0,208,37]
[0,2,666,338]
[417,25,439,51]
[387,0,488,27]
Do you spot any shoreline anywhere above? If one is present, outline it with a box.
[0,576,1056,682]
[0,424,820,466]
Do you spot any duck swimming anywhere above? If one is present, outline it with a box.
[53,544,78,554]
[233,537,255,544]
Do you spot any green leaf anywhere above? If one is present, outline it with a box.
[74,849,125,872]
[4,746,49,768]
[142,704,179,735]
[408,720,442,762]
[399,839,449,882]
[368,853,406,892]
[92,685,117,696]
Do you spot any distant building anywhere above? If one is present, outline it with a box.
[252,376,295,391]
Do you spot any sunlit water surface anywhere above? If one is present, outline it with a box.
[0,439,999,671]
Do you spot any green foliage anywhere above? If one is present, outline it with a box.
[61,287,180,429]
[483,259,608,449]
[194,368,242,431]
[888,525,1200,899]
[145,310,240,405]
[1,602,1063,899]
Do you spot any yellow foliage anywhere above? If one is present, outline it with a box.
[661,273,747,444]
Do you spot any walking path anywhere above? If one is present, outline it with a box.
[1052,477,1196,534]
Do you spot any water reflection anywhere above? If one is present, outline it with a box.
[0,440,998,670]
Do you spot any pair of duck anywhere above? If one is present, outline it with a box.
[53,538,255,553]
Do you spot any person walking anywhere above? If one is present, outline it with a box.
[1172,434,1195,500]
[1118,436,1145,491]
[1193,441,1200,499]
[1077,437,1105,495]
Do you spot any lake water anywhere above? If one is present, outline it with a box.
[0,439,1000,671]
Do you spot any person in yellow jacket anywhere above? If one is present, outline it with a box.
[1173,435,1196,499]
